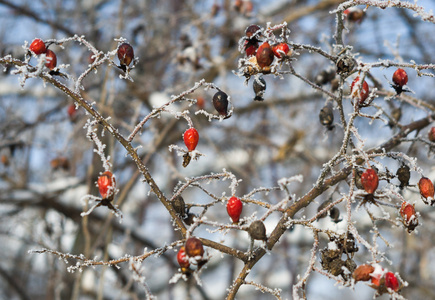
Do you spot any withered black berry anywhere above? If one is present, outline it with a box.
[172,195,186,217]
[336,55,356,75]
[319,105,334,130]
[397,164,410,189]
[248,220,267,241]
[253,76,266,101]
[315,69,336,86]
[245,24,261,39]
[213,91,229,116]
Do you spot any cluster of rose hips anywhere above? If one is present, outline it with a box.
[181,90,230,166]
[353,264,401,294]
[241,24,291,75]
[354,165,435,233]
[349,68,409,108]
[174,194,267,273]
[239,24,292,101]
[29,38,57,70]
[226,196,267,241]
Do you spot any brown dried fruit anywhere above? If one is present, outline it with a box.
[353,264,375,282]
[185,237,204,257]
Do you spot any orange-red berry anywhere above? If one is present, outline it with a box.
[45,49,57,70]
[418,177,434,200]
[272,43,290,58]
[392,68,408,87]
[361,168,379,194]
[177,246,190,269]
[399,202,418,232]
[385,272,400,292]
[29,38,46,55]
[351,77,369,103]
[97,171,116,199]
[226,196,243,223]
[183,128,199,152]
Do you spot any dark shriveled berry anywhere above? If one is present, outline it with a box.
[336,55,356,75]
[172,195,186,217]
[253,76,266,101]
[396,164,410,189]
[352,264,375,282]
[344,8,365,23]
[248,220,267,241]
[245,24,261,39]
[185,237,204,257]
[183,212,196,225]
[212,91,229,116]
[315,69,336,86]
[319,105,334,130]
[117,43,134,67]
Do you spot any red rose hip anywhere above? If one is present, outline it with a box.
[385,272,400,292]
[98,171,116,199]
[45,49,57,70]
[117,43,134,67]
[392,68,408,87]
[226,196,243,223]
[29,38,46,55]
[245,43,257,57]
[183,128,199,152]
[361,168,379,194]
[177,246,190,270]
[399,201,418,232]
[272,43,291,58]
[418,177,434,200]
[351,77,369,103]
